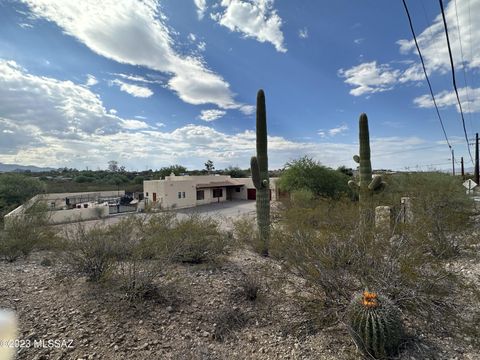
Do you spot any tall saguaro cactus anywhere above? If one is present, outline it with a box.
[250,89,270,256]
[348,113,386,229]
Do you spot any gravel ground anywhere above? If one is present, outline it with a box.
[1,244,479,360]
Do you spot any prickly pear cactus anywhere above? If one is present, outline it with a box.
[348,113,386,229]
[347,291,403,359]
[250,89,270,256]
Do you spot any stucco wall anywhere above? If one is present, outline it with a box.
[48,205,109,224]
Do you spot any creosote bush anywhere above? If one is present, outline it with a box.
[0,202,54,262]
[170,214,228,264]
[271,180,478,355]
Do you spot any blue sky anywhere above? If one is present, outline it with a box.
[0,0,479,171]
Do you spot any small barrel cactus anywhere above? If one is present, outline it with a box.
[347,290,403,359]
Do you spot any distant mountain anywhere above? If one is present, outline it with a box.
[0,163,55,173]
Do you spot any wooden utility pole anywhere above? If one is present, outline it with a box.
[451,149,455,176]
[461,157,465,179]
[475,133,479,185]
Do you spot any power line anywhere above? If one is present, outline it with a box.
[401,0,452,152]
[454,0,474,134]
[438,0,474,165]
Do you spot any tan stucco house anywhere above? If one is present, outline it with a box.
[143,173,278,209]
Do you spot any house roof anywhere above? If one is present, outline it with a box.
[196,179,244,188]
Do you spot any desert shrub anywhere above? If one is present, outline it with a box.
[213,307,248,341]
[232,274,260,302]
[107,218,164,302]
[232,215,261,250]
[169,214,228,264]
[63,223,116,282]
[136,212,176,259]
[271,193,478,352]
[0,202,52,262]
[40,257,53,266]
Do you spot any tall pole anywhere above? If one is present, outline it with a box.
[451,149,455,176]
[475,133,479,184]
[461,157,465,179]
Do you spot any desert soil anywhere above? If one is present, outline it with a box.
[0,246,479,359]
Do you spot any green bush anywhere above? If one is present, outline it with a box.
[63,223,116,282]
[277,156,351,199]
[271,189,478,349]
[169,214,228,264]
[0,202,52,262]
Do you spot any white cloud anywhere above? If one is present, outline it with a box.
[212,0,287,53]
[298,28,308,39]
[188,33,196,42]
[0,58,459,171]
[353,38,364,45]
[0,59,119,139]
[112,79,153,98]
[338,61,400,96]
[318,124,348,138]
[199,109,227,122]
[21,0,242,109]
[397,0,480,74]
[414,86,480,113]
[238,104,255,115]
[197,41,206,52]
[85,74,98,86]
[111,73,162,84]
[194,0,207,19]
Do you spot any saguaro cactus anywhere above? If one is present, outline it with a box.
[348,113,386,229]
[347,291,403,359]
[250,89,270,256]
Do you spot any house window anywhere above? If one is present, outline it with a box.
[213,188,223,198]
[182,192,185,198]
[235,187,241,192]
[196,190,204,200]
[178,192,181,199]
[146,192,149,196]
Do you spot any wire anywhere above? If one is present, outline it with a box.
[401,0,452,152]
[438,0,474,165]
[454,0,474,134]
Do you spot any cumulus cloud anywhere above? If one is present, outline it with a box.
[414,86,480,113]
[112,79,153,98]
[199,109,227,122]
[85,74,98,86]
[212,0,287,53]
[0,59,119,138]
[0,58,457,171]
[21,0,245,109]
[193,0,207,19]
[338,61,401,96]
[397,0,480,75]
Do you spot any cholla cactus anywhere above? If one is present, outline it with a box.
[347,291,403,359]
[348,113,386,229]
[250,89,270,256]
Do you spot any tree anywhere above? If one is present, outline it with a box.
[224,166,248,178]
[205,160,215,174]
[0,174,46,222]
[277,156,351,199]
[156,165,187,179]
[108,160,119,172]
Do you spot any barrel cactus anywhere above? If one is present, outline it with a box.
[348,113,386,229]
[250,89,270,257]
[347,290,403,359]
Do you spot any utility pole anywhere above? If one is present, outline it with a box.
[475,133,479,185]
[461,157,464,179]
[451,149,455,176]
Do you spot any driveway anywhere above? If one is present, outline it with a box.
[58,200,256,232]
